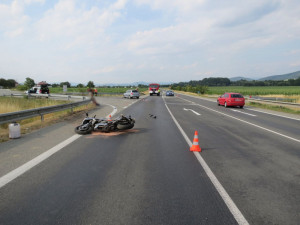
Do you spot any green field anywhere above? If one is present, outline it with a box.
[206,86,300,96]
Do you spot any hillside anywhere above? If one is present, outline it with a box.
[229,77,253,81]
[259,71,300,81]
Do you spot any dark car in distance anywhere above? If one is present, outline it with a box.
[166,90,174,96]
[217,93,245,108]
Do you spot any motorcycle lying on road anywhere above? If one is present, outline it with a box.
[74,113,135,135]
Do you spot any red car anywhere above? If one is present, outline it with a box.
[217,93,245,108]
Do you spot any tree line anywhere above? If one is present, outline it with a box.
[0,77,98,90]
[171,77,300,94]
[172,77,300,87]
[0,78,17,88]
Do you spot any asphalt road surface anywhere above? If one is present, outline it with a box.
[0,94,299,225]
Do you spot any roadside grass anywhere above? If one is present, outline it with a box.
[0,96,69,114]
[260,94,300,103]
[0,97,95,142]
[206,86,300,96]
[246,102,300,115]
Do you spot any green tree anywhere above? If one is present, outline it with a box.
[0,78,7,87]
[24,77,35,89]
[77,83,84,88]
[60,82,71,87]
[87,81,95,88]
[51,83,59,87]
[6,79,17,88]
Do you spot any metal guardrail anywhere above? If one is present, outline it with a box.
[247,98,300,107]
[1,93,88,101]
[0,99,91,125]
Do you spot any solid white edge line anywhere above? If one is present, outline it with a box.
[0,134,81,189]
[164,101,249,225]
[105,104,118,118]
[124,97,143,108]
[246,108,300,121]
[0,105,118,189]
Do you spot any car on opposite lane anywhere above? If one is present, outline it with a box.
[217,93,245,108]
[166,90,174,96]
[123,90,140,99]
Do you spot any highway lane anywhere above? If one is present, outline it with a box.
[164,94,300,225]
[177,93,300,141]
[0,96,238,225]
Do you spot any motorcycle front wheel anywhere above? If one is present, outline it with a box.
[74,124,93,135]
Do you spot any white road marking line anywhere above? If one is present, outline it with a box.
[246,108,300,121]
[165,103,196,105]
[183,108,201,115]
[164,100,249,225]
[122,98,142,109]
[0,105,118,189]
[179,98,300,143]
[0,134,81,189]
[106,105,117,118]
[230,109,256,117]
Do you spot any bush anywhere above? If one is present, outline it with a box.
[16,85,27,91]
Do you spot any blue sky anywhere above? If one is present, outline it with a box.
[1,0,300,85]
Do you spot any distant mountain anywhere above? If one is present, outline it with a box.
[229,77,253,82]
[259,71,300,81]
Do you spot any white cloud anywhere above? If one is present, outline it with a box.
[134,0,205,13]
[0,1,29,37]
[34,0,126,47]
[24,0,45,4]
[1,0,300,83]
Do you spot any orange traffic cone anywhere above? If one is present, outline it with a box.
[190,131,201,152]
[108,115,112,121]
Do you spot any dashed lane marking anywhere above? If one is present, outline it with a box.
[230,109,256,117]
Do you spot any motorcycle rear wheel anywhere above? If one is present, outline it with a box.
[74,124,93,135]
[117,121,134,130]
